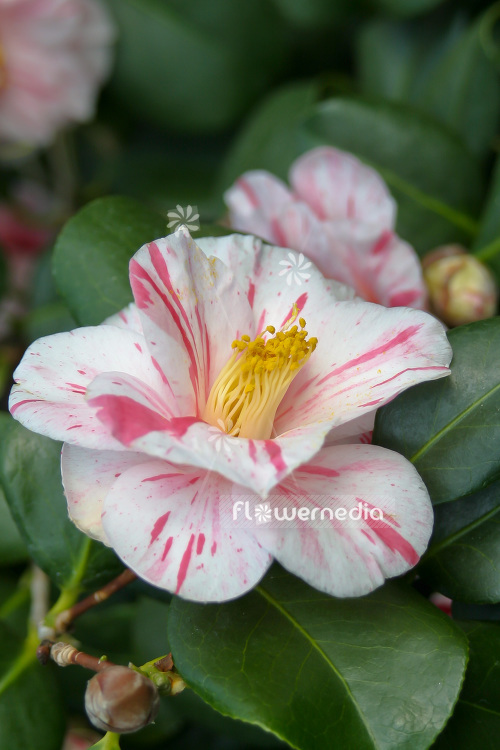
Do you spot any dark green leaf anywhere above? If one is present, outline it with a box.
[0,622,65,750]
[104,0,288,134]
[471,154,500,281]
[169,567,467,750]
[270,0,354,29]
[434,621,500,749]
[53,195,166,326]
[419,480,500,602]
[452,601,500,621]
[357,16,500,157]
[373,318,500,505]
[0,414,122,590]
[22,302,76,344]
[300,97,483,254]
[218,80,321,192]
[0,573,30,634]
[370,0,446,16]
[0,485,27,566]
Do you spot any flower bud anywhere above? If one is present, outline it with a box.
[423,244,498,326]
[85,665,160,734]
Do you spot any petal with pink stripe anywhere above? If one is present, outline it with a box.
[290,146,396,229]
[86,371,329,496]
[197,233,354,338]
[268,202,427,309]
[253,443,433,597]
[101,461,272,601]
[224,170,292,243]
[274,303,451,436]
[9,326,168,449]
[104,303,143,334]
[62,444,148,544]
[129,226,254,417]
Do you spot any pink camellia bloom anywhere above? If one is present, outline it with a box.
[226,146,428,310]
[9,228,451,602]
[0,0,114,146]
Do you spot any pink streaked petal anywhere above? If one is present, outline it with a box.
[197,233,354,337]
[324,413,375,447]
[129,226,254,417]
[101,461,272,601]
[9,326,167,449]
[103,303,143,334]
[224,170,292,243]
[270,202,427,309]
[321,222,427,309]
[275,303,452,436]
[86,372,186,446]
[253,443,433,598]
[62,444,148,544]
[92,406,326,497]
[290,146,396,229]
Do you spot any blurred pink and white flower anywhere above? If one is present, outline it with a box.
[10,229,451,602]
[0,0,114,146]
[226,146,427,309]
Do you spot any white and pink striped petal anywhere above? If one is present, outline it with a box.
[9,326,169,449]
[254,443,433,597]
[274,303,451,435]
[197,233,354,335]
[101,461,272,601]
[62,445,148,544]
[129,226,254,417]
[268,202,427,309]
[290,146,396,229]
[224,171,292,242]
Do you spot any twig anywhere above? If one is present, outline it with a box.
[55,568,137,633]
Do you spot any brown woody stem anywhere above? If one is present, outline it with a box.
[50,642,116,672]
[54,568,137,633]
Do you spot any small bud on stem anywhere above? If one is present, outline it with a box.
[85,665,160,734]
[423,245,498,326]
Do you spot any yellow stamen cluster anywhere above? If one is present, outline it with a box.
[203,308,317,440]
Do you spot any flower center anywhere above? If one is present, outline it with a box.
[203,306,317,440]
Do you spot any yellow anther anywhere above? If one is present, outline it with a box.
[203,315,317,440]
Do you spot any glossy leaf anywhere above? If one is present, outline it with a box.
[169,567,467,750]
[419,480,500,603]
[434,621,500,749]
[0,622,65,750]
[0,485,27,566]
[472,153,500,281]
[218,80,321,191]
[357,16,500,156]
[0,415,122,590]
[104,0,288,134]
[373,318,500,505]
[300,97,482,254]
[53,195,166,326]
[370,0,446,15]
[270,0,355,29]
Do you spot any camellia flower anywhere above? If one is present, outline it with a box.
[0,0,114,146]
[225,146,427,310]
[10,228,451,601]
